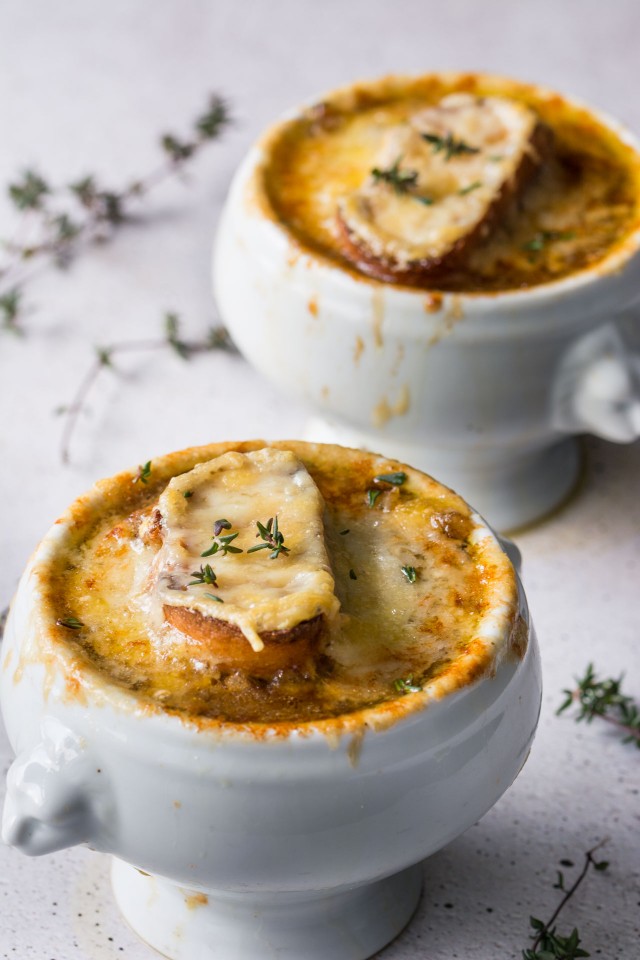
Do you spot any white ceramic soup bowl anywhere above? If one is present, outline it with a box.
[1,447,541,960]
[213,74,640,531]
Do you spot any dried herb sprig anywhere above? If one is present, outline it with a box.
[523,841,609,959]
[421,132,479,161]
[57,311,235,464]
[247,516,290,559]
[557,663,640,748]
[1,94,231,326]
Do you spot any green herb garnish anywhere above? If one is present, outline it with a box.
[371,157,433,205]
[394,676,422,695]
[56,616,84,630]
[459,181,482,196]
[247,516,290,559]
[374,472,407,486]
[401,565,417,583]
[183,490,193,499]
[421,132,479,161]
[371,156,418,193]
[133,460,152,484]
[188,564,219,587]
[349,569,357,580]
[201,519,243,558]
[523,230,577,257]
[204,593,224,603]
[367,489,381,508]
[339,529,350,536]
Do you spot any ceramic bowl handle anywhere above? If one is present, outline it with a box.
[2,717,106,856]
[552,322,640,442]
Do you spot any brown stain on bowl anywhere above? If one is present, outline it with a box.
[184,891,209,910]
[308,296,319,317]
[353,335,365,364]
[372,384,410,427]
[424,293,443,313]
[372,288,384,348]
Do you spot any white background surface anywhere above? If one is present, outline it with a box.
[1,1,639,957]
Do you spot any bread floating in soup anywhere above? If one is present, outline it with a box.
[47,441,519,726]
[260,75,640,291]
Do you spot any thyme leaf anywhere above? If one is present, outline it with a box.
[401,565,417,583]
[557,663,640,747]
[247,515,290,559]
[56,616,84,630]
[371,157,433,205]
[421,132,479,161]
[374,472,407,486]
[188,564,219,587]
[133,460,152,485]
[201,522,243,558]
[204,593,224,603]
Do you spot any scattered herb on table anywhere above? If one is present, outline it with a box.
[247,516,290,559]
[1,94,231,331]
[557,662,640,748]
[57,311,235,464]
[522,841,609,959]
[421,132,479,161]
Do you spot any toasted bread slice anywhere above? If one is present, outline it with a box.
[337,93,552,283]
[163,606,325,676]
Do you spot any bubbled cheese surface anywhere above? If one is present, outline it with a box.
[149,449,339,651]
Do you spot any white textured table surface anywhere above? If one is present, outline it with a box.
[1,2,639,958]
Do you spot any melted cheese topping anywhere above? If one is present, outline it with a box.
[262,75,640,292]
[49,441,518,725]
[147,449,339,651]
[339,94,540,267]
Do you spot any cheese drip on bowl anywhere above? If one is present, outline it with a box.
[147,448,340,651]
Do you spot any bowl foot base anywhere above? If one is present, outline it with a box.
[304,416,582,531]
[111,858,423,960]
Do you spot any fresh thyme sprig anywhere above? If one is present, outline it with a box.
[523,841,609,959]
[57,311,235,464]
[133,461,152,485]
[188,564,219,587]
[0,94,231,328]
[247,516,290,559]
[371,157,433,205]
[201,519,243,558]
[557,663,640,748]
[421,131,479,161]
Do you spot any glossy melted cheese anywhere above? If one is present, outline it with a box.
[338,94,541,267]
[146,448,340,651]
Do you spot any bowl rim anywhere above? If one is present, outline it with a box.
[9,439,526,743]
[248,70,640,305]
